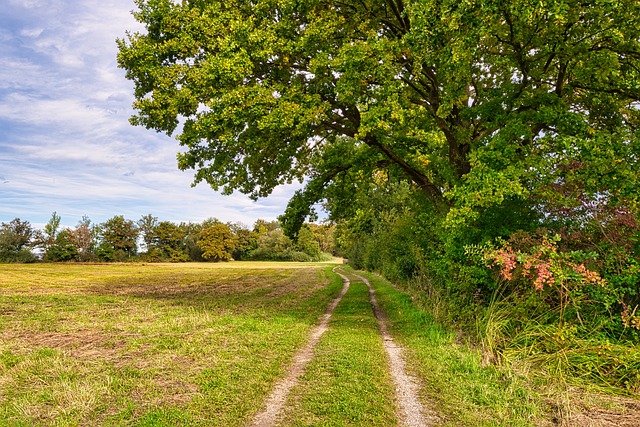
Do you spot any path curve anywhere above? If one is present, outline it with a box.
[250,268,350,427]
[350,271,440,427]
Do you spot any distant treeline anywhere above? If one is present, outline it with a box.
[0,213,335,263]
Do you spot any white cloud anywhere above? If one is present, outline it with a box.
[0,94,106,124]
[19,27,44,38]
[7,0,51,9]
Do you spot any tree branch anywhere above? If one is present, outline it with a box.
[364,135,443,200]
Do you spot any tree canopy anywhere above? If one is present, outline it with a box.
[0,218,37,263]
[118,0,640,236]
[199,222,238,261]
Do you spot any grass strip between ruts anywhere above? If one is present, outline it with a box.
[277,278,398,427]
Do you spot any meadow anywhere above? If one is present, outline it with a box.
[1,263,638,426]
[0,262,343,426]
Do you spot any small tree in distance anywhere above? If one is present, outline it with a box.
[41,211,61,257]
[294,225,321,259]
[0,218,37,263]
[198,222,238,261]
[97,216,139,261]
[137,214,158,254]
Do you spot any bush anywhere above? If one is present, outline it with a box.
[247,248,319,262]
[0,248,37,263]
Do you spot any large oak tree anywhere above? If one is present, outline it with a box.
[118,0,640,236]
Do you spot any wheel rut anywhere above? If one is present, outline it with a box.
[350,271,440,427]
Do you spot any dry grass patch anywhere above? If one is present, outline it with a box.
[547,391,640,427]
[2,330,129,360]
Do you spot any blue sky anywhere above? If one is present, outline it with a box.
[0,0,299,230]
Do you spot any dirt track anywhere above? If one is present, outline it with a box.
[251,268,436,427]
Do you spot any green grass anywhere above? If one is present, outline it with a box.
[478,295,640,395]
[278,279,397,426]
[349,268,548,427]
[4,262,632,426]
[0,262,342,426]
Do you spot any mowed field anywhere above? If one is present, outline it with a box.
[5,262,632,427]
[0,262,348,426]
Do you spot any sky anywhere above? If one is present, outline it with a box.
[0,0,300,230]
